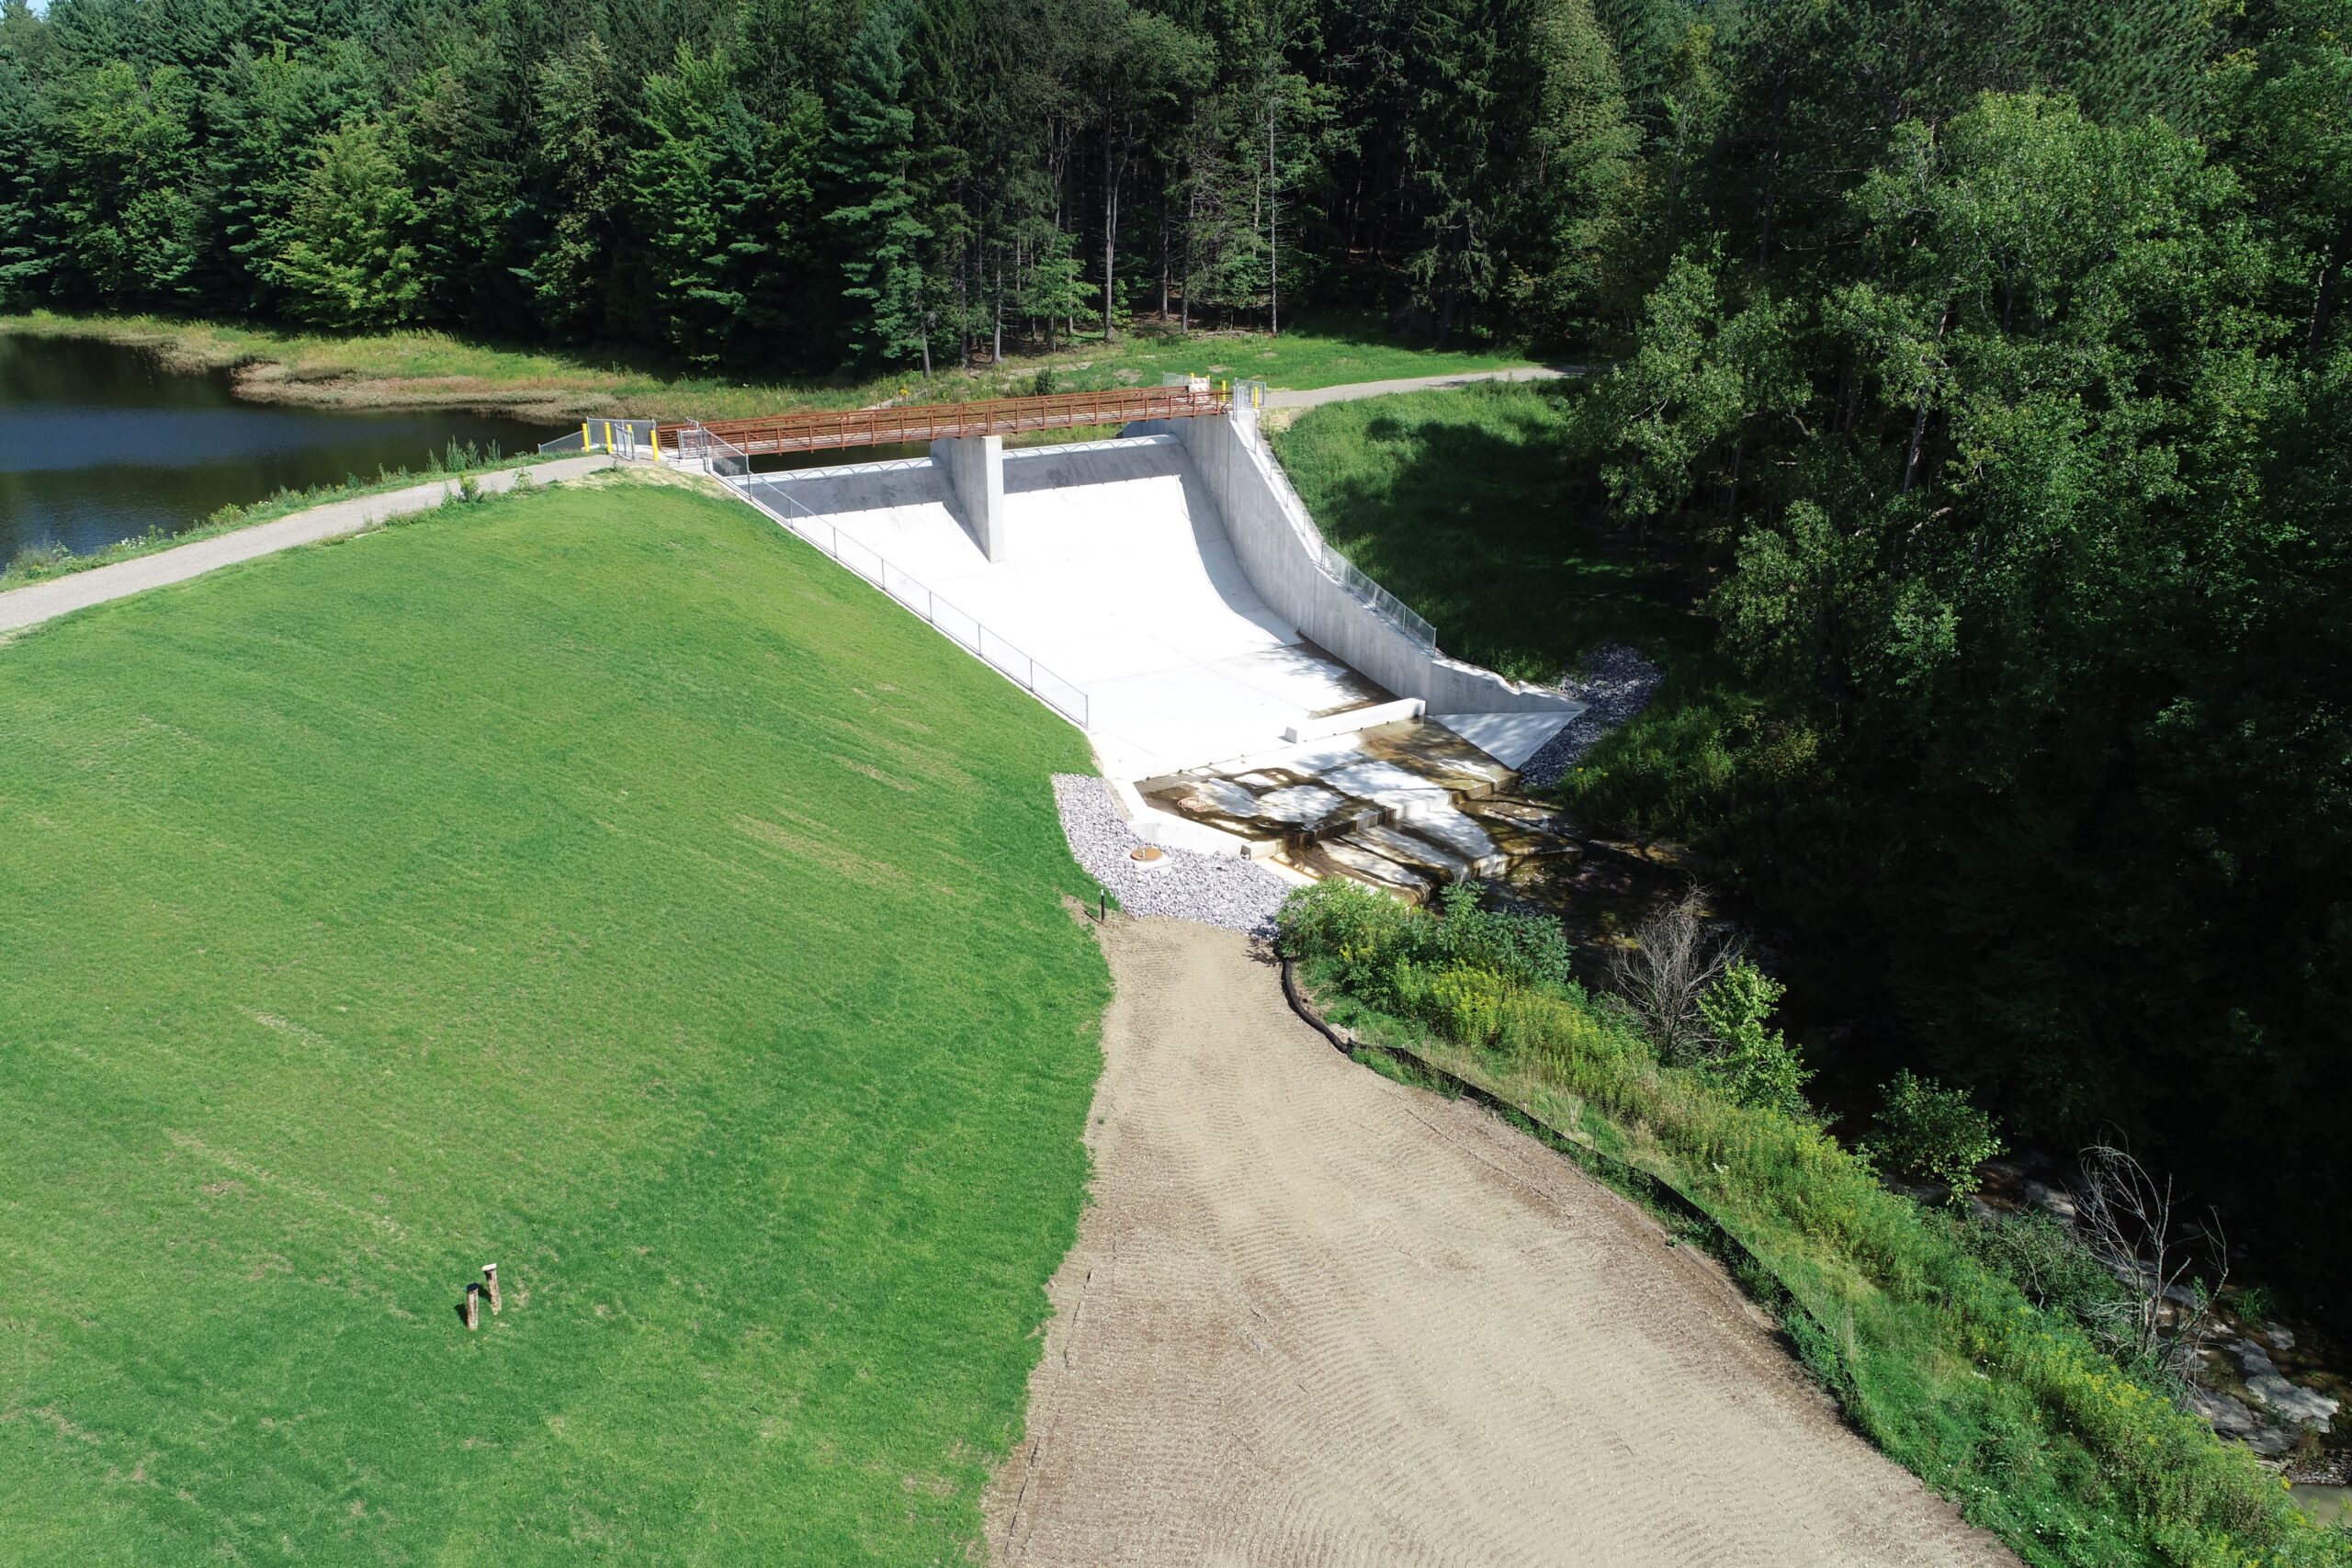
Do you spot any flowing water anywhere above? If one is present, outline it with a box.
[0,334,560,563]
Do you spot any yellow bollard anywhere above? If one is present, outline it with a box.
[581,420,591,453]
[650,424,662,464]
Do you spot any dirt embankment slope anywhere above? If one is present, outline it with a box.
[987,917,2016,1568]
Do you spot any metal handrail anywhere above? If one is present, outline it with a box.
[1238,419,1439,649]
[684,423,1091,729]
[667,384,1229,457]
[541,418,659,458]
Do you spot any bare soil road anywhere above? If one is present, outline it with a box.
[986,917,2017,1568]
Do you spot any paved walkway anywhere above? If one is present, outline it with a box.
[0,456,614,636]
[1263,364,1589,411]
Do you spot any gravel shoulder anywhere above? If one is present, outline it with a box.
[1262,365,1587,410]
[1051,773,1291,935]
[987,917,2018,1568]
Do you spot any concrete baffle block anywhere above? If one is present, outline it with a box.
[930,434,1006,560]
[482,1263,502,1315]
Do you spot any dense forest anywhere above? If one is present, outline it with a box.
[1557,1,2352,1301]
[0,0,1644,364]
[3,0,2346,1295]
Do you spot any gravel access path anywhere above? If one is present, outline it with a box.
[987,918,2018,1568]
[1052,773,1290,935]
[0,455,614,637]
[1262,365,1589,410]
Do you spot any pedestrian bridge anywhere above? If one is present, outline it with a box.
[659,384,1233,459]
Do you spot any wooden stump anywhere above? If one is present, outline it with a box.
[482,1264,502,1315]
[462,1283,481,1331]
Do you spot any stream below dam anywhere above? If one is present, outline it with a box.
[0,334,559,565]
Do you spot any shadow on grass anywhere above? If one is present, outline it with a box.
[1273,383,1707,685]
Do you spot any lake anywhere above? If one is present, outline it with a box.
[0,334,561,564]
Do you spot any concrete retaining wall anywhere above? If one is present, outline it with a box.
[1154,409,1575,716]
[930,434,1005,558]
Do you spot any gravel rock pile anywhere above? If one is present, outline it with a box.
[1517,645,1665,789]
[1052,773,1290,936]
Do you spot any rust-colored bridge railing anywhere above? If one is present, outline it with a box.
[659,383,1230,458]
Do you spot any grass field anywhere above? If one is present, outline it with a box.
[0,310,1541,424]
[0,476,1109,1562]
[1268,382,1701,684]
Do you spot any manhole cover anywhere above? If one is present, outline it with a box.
[1129,844,1171,871]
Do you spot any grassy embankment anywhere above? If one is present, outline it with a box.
[1281,881,2352,1568]
[0,474,1109,1563]
[1268,379,1702,682]
[1271,379,1773,845]
[0,308,1540,423]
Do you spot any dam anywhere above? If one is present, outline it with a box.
[687,389,1586,897]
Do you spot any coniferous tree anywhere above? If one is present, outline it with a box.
[267,116,424,325]
[32,60,201,304]
[514,38,620,342]
[0,2,47,304]
[203,42,371,312]
[824,0,932,366]
[624,46,764,364]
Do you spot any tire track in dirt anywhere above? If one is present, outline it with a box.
[986,918,2017,1567]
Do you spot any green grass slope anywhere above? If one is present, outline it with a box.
[1271,382,1698,682]
[0,477,1107,1563]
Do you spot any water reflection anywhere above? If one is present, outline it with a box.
[0,334,560,560]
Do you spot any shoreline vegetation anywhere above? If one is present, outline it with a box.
[0,310,1540,424]
[0,440,566,589]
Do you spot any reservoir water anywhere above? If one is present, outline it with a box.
[0,334,560,564]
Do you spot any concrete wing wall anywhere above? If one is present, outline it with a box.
[1154,410,1577,717]
[930,434,1005,558]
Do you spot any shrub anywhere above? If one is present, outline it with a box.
[1941,1207,2138,1350]
[1717,1032,1813,1118]
[1277,878,1423,989]
[5,540,71,581]
[1433,882,1574,991]
[1868,1069,2003,1199]
[1696,958,1813,1116]
[1281,882,1576,1049]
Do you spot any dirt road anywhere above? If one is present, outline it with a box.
[1261,365,1587,410]
[986,918,2015,1568]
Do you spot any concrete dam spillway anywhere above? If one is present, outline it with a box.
[723,400,1586,900]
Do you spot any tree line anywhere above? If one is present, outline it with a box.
[0,0,1647,367]
[1561,0,2350,1298]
